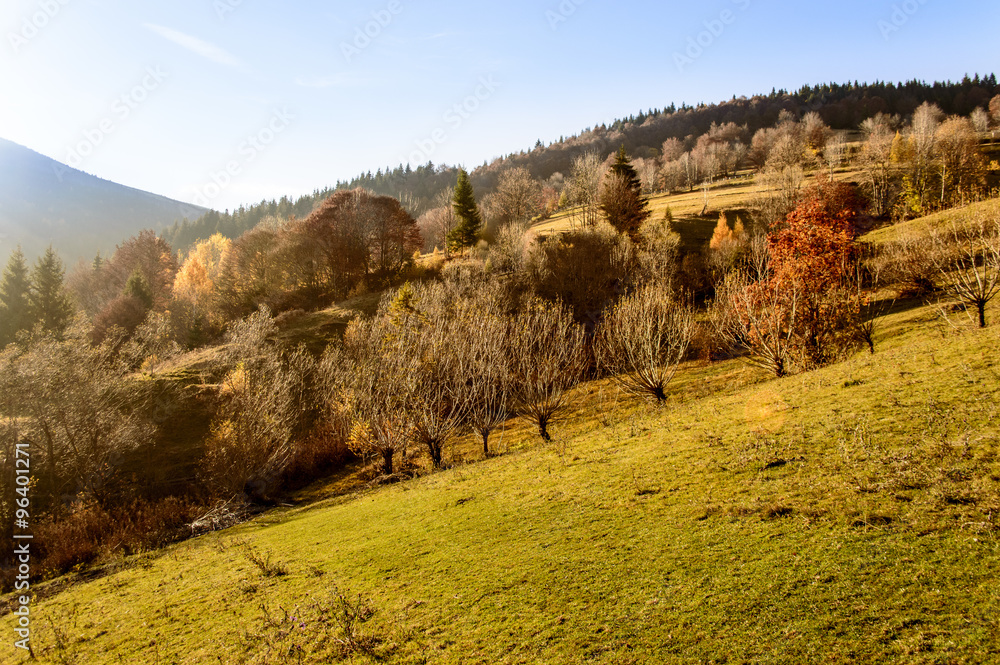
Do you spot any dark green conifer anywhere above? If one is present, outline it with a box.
[29,246,74,337]
[447,169,483,252]
[0,247,32,345]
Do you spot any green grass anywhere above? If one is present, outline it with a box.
[864,198,1000,246]
[6,286,1000,663]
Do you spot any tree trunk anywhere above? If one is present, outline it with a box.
[979,302,987,328]
[427,440,443,468]
[537,417,552,442]
[481,429,490,457]
[381,449,394,476]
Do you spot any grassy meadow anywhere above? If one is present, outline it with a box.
[4,188,1000,664]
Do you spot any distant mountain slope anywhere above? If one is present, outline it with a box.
[0,138,206,262]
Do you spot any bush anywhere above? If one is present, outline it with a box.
[22,497,204,585]
[523,223,636,326]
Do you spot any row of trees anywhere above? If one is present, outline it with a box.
[34,189,425,353]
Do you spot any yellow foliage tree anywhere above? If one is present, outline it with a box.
[173,234,232,324]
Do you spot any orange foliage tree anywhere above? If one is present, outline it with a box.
[722,182,863,375]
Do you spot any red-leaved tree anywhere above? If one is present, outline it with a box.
[721,181,864,375]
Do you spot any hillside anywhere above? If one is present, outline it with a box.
[0,139,206,261]
[162,76,999,251]
[5,214,1000,663]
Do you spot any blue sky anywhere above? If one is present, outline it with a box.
[1,0,997,211]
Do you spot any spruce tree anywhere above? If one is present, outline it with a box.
[0,247,33,345]
[29,246,74,337]
[601,146,651,238]
[447,169,483,252]
[124,269,154,310]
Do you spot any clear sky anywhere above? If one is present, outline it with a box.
[1,0,997,211]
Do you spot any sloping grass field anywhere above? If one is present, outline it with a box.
[5,286,1000,663]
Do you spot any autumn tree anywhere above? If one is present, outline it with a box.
[510,299,587,441]
[768,194,860,368]
[934,116,986,207]
[707,212,748,282]
[0,248,32,345]
[214,226,286,319]
[448,169,483,252]
[103,230,178,311]
[601,146,651,237]
[173,234,231,322]
[719,188,861,375]
[596,284,694,402]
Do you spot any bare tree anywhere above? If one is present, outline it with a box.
[971,107,990,135]
[596,284,694,402]
[416,191,456,256]
[750,164,803,228]
[633,157,661,195]
[635,215,682,286]
[489,168,543,228]
[510,300,587,441]
[825,132,847,176]
[802,111,832,152]
[929,211,1000,328]
[332,313,416,476]
[401,284,470,468]
[859,116,897,217]
[454,289,512,456]
[934,116,987,207]
[487,221,531,276]
[568,152,606,227]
